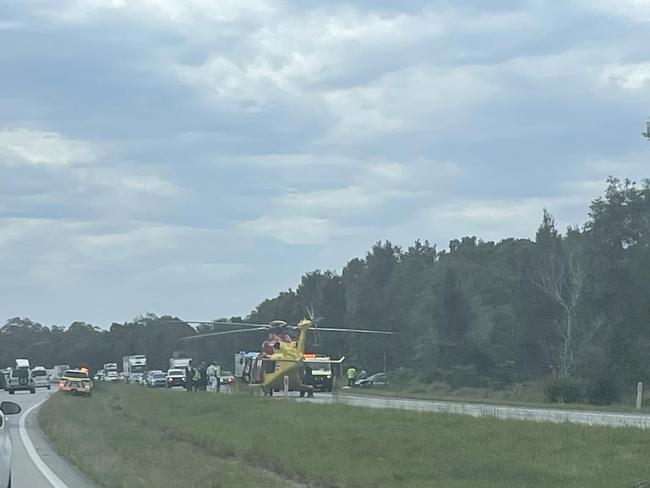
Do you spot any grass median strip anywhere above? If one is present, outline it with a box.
[40,384,650,488]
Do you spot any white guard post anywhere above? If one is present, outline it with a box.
[283,375,289,397]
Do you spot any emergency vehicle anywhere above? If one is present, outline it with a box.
[59,369,93,396]
[234,352,259,383]
[303,354,335,392]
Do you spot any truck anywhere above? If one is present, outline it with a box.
[169,357,191,371]
[304,355,335,392]
[103,363,119,382]
[234,352,259,383]
[15,359,30,371]
[122,355,147,384]
[52,364,70,382]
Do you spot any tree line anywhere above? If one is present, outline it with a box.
[1,177,648,403]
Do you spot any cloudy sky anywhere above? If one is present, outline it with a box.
[1,0,649,327]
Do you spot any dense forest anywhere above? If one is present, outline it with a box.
[1,177,649,403]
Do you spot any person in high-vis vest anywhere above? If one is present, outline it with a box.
[346,366,357,387]
[215,364,222,392]
[192,366,200,391]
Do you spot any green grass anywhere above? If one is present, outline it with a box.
[38,387,294,488]
[40,384,650,488]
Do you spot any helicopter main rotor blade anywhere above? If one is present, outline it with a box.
[179,327,268,341]
[150,319,272,329]
[309,327,397,335]
[183,320,273,328]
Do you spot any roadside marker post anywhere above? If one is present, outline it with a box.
[636,382,643,410]
[283,375,289,397]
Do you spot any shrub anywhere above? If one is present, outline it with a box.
[585,376,619,405]
[543,376,583,403]
[444,365,483,389]
[388,367,417,389]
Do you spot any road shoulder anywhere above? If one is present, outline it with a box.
[330,392,650,428]
[26,402,99,488]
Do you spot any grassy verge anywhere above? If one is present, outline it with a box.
[40,384,650,488]
[38,386,295,488]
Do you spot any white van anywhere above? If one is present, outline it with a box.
[30,367,50,390]
[6,359,35,395]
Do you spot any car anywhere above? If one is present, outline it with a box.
[166,368,186,388]
[59,369,93,397]
[147,371,167,388]
[30,367,51,390]
[5,368,35,395]
[0,400,22,488]
[355,372,389,387]
[219,371,235,386]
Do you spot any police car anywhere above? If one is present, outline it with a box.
[59,369,93,397]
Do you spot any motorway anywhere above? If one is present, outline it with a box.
[4,387,650,488]
[315,391,650,429]
[1,388,96,488]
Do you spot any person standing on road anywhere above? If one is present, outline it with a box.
[192,365,200,391]
[185,361,194,392]
[206,362,217,392]
[346,366,357,387]
[215,363,222,392]
[198,363,208,391]
[303,366,314,387]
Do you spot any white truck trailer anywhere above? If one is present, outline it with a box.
[52,364,70,382]
[122,355,147,383]
[103,363,119,382]
[169,357,191,371]
[235,352,259,383]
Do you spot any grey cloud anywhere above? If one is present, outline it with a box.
[0,0,648,324]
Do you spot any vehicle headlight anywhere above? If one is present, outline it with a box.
[326,375,331,379]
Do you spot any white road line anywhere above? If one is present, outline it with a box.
[18,399,69,488]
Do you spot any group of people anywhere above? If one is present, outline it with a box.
[184,360,222,392]
[346,366,367,387]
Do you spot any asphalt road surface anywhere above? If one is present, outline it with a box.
[310,391,650,429]
[1,388,97,488]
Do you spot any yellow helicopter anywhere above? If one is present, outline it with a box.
[179,318,395,397]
